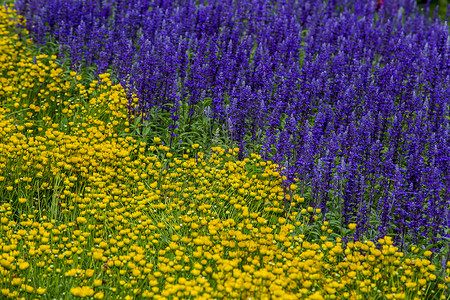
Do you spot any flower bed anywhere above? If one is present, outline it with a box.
[1,2,450,299]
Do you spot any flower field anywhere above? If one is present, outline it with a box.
[0,1,450,299]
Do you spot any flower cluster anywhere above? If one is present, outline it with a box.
[13,0,450,251]
[0,5,449,299]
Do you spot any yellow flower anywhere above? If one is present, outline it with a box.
[169,242,178,250]
[19,262,29,270]
[418,279,427,285]
[76,217,87,225]
[92,251,103,260]
[93,279,102,287]
[348,271,357,278]
[72,286,94,297]
[24,284,34,293]
[65,269,78,277]
[18,198,27,204]
[348,223,357,230]
[71,287,81,296]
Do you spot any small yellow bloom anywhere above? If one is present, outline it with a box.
[348,223,357,230]
[24,284,34,293]
[92,252,103,260]
[19,262,30,270]
[169,242,178,250]
[18,198,27,204]
[348,271,357,278]
[76,217,87,225]
[93,279,102,287]
[418,279,427,285]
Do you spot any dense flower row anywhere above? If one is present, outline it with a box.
[0,5,449,299]
[13,0,450,252]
